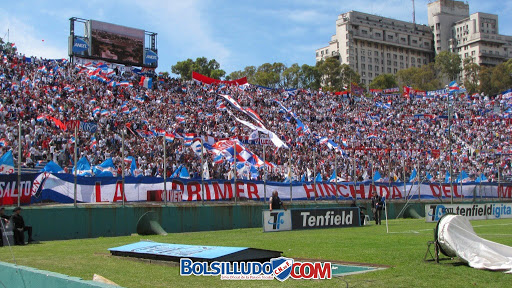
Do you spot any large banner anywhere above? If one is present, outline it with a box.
[192,72,248,86]
[425,203,512,222]
[0,173,511,204]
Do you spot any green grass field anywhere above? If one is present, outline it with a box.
[1,218,511,287]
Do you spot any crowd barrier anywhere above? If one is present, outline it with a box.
[0,173,511,206]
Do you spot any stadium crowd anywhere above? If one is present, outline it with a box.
[1,47,511,183]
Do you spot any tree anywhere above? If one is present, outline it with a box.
[253,62,284,88]
[435,51,462,82]
[339,64,360,90]
[171,57,225,80]
[171,59,194,80]
[369,74,397,89]
[282,63,301,88]
[396,63,440,91]
[490,63,512,94]
[478,66,493,95]
[299,64,321,90]
[316,58,341,90]
[229,66,258,83]
[463,58,480,94]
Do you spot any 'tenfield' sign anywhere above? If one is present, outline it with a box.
[291,208,359,230]
[264,207,360,232]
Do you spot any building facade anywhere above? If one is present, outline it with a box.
[315,11,434,86]
[316,0,512,85]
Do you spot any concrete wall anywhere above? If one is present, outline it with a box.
[1,202,433,241]
[0,261,117,288]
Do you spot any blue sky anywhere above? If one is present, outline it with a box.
[1,0,511,75]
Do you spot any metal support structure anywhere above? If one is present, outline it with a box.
[334,152,338,202]
[233,142,237,204]
[17,121,21,207]
[403,158,406,200]
[289,147,292,202]
[352,149,356,201]
[448,91,454,204]
[200,138,205,205]
[163,135,167,206]
[263,145,267,203]
[313,148,317,201]
[498,153,501,202]
[121,129,125,207]
[417,154,421,200]
[73,126,78,207]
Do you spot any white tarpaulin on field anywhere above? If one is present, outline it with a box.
[437,215,512,273]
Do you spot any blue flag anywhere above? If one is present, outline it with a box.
[40,161,64,173]
[0,150,15,174]
[445,171,450,183]
[125,156,138,176]
[475,173,488,183]
[373,171,381,182]
[170,165,182,178]
[456,170,469,183]
[328,170,336,182]
[315,173,322,182]
[409,168,417,182]
[179,166,190,179]
[426,172,433,182]
[93,158,116,177]
[73,157,92,176]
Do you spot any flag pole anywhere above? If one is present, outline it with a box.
[17,120,21,207]
[73,125,78,207]
[353,149,356,202]
[334,151,338,203]
[313,148,317,201]
[386,158,390,233]
[448,89,453,204]
[417,153,421,200]
[403,157,406,203]
[201,138,204,205]
[121,128,125,207]
[263,144,267,203]
[163,134,167,206]
[233,142,237,204]
[289,146,292,203]
[498,153,501,202]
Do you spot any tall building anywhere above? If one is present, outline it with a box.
[315,11,434,86]
[427,0,469,54]
[316,0,512,86]
[428,0,512,69]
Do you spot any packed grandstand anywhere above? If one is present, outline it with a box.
[0,45,511,184]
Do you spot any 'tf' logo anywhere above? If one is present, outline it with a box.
[269,212,285,229]
[428,205,446,221]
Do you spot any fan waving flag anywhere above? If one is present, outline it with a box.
[0,150,15,174]
[448,81,459,93]
[165,132,175,142]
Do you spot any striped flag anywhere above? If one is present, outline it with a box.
[184,133,195,146]
[448,81,459,92]
[90,137,97,149]
[165,132,175,142]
